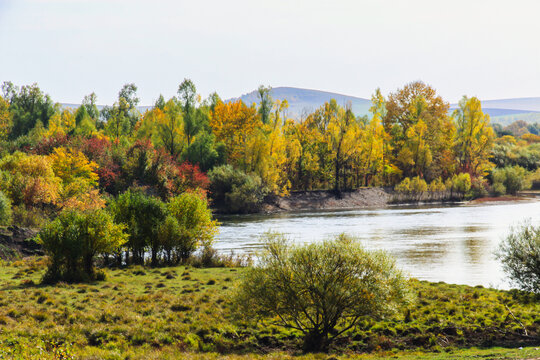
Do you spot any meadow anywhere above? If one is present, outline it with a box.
[0,258,539,359]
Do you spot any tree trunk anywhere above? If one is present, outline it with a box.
[303,329,329,353]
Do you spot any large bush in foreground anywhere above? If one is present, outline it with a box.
[235,233,410,352]
[496,221,540,293]
[39,209,127,283]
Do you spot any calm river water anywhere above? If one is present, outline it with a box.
[215,199,540,289]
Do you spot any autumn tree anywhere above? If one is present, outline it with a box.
[210,100,258,170]
[0,152,61,207]
[325,101,358,192]
[453,96,495,176]
[384,81,455,180]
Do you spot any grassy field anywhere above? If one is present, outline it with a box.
[0,258,539,359]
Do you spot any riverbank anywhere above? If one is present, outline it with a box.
[0,259,538,359]
[260,188,540,214]
[261,188,462,214]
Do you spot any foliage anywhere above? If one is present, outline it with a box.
[2,82,56,139]
[208,165,268,213]
[0,152,61,207]
[109,190,166,265]
[167,191,218,261]
[492,166,528,196]
[454,96,495,176]
[496,221,540,293]
[38,209,127,283]
[235,233,410,352]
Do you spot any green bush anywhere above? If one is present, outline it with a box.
[492,166,528,195]
[235,233,410,352]
[166,191,218,262]
[496,221,540,293]
[109,190,166,265]
[208,165,268,213]
[453,173,471,195]
[39,209,127,283]
[0,190,12,226]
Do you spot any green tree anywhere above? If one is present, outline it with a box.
[257,85,272,125]
[3,83,56,139]
[39,209,127,283]
[167,191,218,261]
[82,92,100,120]
[492,166,528,195]
[178,79,201,147]
[208,165,268,213]
[235,233,409,352]
[109,190,166,265]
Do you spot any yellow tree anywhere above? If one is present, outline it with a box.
[210,100,258,170]
[136,100,185,158]
[326,103,358,192]
[0,152,61,207]
[48,147,102,209]
[453,96,495,176]
[383,82,454,180]
[283,117,320,191]
[244,101,292,195]
[46,108,75,137]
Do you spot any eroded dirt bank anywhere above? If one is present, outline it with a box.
[262,187,395,213]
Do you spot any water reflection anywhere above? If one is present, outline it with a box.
[215,199,540,288]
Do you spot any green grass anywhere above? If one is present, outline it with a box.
[0,258,539,359]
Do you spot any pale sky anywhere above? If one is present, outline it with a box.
[1,0,540,105]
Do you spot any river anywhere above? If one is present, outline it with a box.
[215,199,540,289]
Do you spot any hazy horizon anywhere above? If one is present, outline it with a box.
[2,0,540,105]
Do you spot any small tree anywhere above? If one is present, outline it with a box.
[109,190,166,265]
[496,221,540,293]
[235,233,409,352]
[39,209,127,283]
[167,191,218,261]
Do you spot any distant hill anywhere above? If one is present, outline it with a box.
[228,87,372,118]
[60,88,540,125]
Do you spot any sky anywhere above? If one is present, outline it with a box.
[1,0,540,105]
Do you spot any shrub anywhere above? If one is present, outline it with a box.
[496,221,540,293]
[235,233,410,352]
[453,173,471,195]
[0,190,12,226]
[166,191,218,262]
[208,165,268,213]
[394,177,411,194]
[39,209,127,283]
[492,166,528,196]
